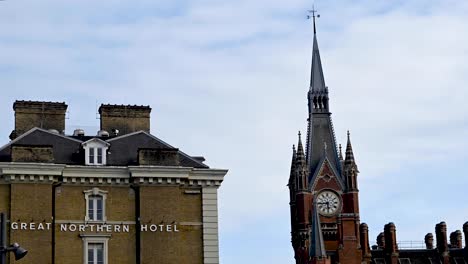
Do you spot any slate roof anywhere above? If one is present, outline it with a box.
[0,128,208,168]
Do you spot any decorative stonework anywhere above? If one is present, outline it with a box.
[84,187,108,222]
[202,187,220,264]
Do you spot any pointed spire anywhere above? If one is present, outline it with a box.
[289,144,297,185]
[296,131,305,162]
[310,201,327,258]
[292,144,297,163]
[295,131,308,191]
[309,8,327,95]
[344,130,355,165]
[312,5,317,34]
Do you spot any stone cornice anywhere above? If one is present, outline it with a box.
[0,163,228,186]
[129,166,227,186]
[62,166,130,185]
[0,163,65,175]
[0,163,64,183]
[63,166,129,178]
[129,166,192,178]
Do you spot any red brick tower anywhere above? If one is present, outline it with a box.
[288,9,363,264]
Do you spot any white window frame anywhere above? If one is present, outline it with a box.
[84,188,108,222]
[80,234,110,264]
[82,139,110,166]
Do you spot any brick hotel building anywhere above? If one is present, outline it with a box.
[0,101,227,264]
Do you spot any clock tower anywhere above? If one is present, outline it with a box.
[288,11,364,264]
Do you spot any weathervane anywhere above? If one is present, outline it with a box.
[307,5,320,34]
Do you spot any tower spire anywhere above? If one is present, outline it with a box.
[310,5,318,34]
[310,201,327,258]
[307,7,327,99]
[297,131,305,162]
[305,9,341,184]
[344,130,356,166]
[295,131,308,191]
[289,144,297,186]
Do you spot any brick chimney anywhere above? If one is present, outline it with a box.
[435,222,449,264]
[384,222,399,264]
[377,232,385,249]
[450,230,463,249]
[360,223,372,263]
[98,104,151,136]
[425,233,434,249]
[10,100,67,139]
[464,222,468,249]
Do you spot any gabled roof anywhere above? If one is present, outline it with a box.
[82,137,110,147]
[0,127,82,152]
[106,130,208,168]
[0,128,209,168]
[307,115,342,184]
[0,127,84,164]
[309,154,345,192]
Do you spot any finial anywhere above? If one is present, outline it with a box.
[323,142,327,151]
[347,130,350,138]
[297,131,304,153]
[293,144,296,151]
[307,5,320,34]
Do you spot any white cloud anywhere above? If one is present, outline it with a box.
[0,0,467,262]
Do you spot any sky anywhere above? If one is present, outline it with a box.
[1,0,468,263]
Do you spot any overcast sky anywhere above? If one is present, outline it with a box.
[1,0,468,263]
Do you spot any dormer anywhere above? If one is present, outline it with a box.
[81,138,110,166]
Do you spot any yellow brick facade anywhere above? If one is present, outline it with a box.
[0,165,226,264]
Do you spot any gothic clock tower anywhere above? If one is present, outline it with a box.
[288,11,364,264]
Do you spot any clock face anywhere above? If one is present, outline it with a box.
[316,190,341,216]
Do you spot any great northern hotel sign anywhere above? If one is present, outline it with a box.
[11,222,179,233]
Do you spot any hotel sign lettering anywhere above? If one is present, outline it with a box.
[10,222,179,233]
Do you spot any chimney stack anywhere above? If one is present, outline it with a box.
[99,104,151,136]
[360,223,371,263]
[384,222,399,264]
[464,222,468,249]
[10,100,67,139]
[377,232,385,249]
[435,222,449,264]
[425,233,434,249]
[450,230,463,249]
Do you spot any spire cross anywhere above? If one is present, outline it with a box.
[307,5,320,34]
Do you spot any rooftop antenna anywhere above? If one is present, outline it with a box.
[307,5,320,34]
[95,100,100,120]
